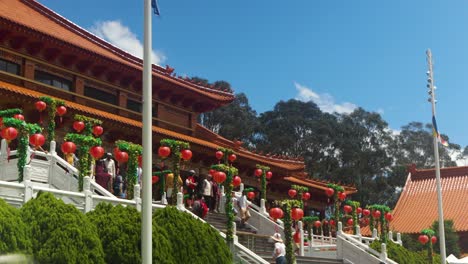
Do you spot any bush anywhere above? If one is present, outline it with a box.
[153,206,232,264]
[370,239,441,264]
[20,192,105,263]
[0,199,32,254]
[432,220,461,257]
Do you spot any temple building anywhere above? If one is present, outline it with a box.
[391,164,468,254]
[0,0,355,212]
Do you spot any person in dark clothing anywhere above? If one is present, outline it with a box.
[95,166,111,191]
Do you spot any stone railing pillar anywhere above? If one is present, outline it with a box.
[260,198,267,215]
[23,165,33,203]
[298,221,304,256]
[397,232,402,245]
[356,226,362,243]
[134,184,142,212]
[380,243,388,262]
[176,192,184,210]
[162,192,167,205]
[372,228,378,238]
[337,222,343,236]
[219,185,226,213]
[388,231,393,242]
[49,140,57,155]
[233,222,238,243]
[83,176,93,213]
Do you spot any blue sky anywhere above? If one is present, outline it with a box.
[39,0,468,148]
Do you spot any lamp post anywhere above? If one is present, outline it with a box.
[426,49,446,264]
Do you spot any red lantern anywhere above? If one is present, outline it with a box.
[138,155,142,166]
[1,127,18,141]
[152,175,159,184]
[73,121,85,132]
[89,146,105,160]
[228,154,236,162]
[431,236,437,244]
[323,220,329,225]
[325,188,334,197]
[288,189,297,198]
[213,171,226,184]
[29,133,45,148]
[181,149,192,160]
[35,101,47,112]
[330,219,336,227]
[209,169,216,176]
[293,231,301,244]
[215,151,223,160]
[92,125,104,137]
[372,210,381,218]
[338,192,347,201]
[158,146,171,157]
[56,106,67,116]
[362,209,371,217]
[347,218,354,226]
[302,192,311,200]
[113,147,120,156]
[314,220,321,228]
[232,176,241,187]
[61,141,76,154]
[247,191,255,200]
[254,168,263,177]
[344,205,353,214]
[115,151,129,163]
[13,114,24,121]
[357,207,363,214]
[291,207,304,221]
[418,235,429,245]
[269,207,284,220]
[266,171,273,180]
[384,213,393,222]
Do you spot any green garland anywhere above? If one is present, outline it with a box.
[160,139,190,204]
[0,108,22,118]
[367,204,391,242]
[345,200,360,234]
[64,115,102,191]
[278,199,302,264]
[256,164,270,200]
[303,216,319,239]
[2,117,41,182]
[421,228,436,264]
[115,140,142,199]
[39,96,65,145]
[327,183,344,231]
[211,148,237,250]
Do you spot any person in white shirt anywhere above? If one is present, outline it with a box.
[270,233,286,264]
[202,175,213,211]
[237,191,251,226]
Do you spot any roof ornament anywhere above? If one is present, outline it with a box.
[165,65,174,75]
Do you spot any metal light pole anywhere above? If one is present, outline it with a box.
[426,49,446,264]
[142,0,153,262]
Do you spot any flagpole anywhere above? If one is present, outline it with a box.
[142,0,153,263]
[426,49,446,264]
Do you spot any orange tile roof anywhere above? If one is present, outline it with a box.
[0,0,234,103]
[283,176,357,194]
[0,81,302,171]
[390,165,468,233]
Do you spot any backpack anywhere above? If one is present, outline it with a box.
[201,200,209,218]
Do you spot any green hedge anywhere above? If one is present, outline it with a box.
[20,192,105,263]
[153,207,232,264]
[0,199,32,254]
[370,240,441,264]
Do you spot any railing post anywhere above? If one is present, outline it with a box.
[397,232,402,245]
[298,221,304,256]
[176,191,184,210]
[337,222,343,236]
[161,192,167,205]
[134,184,142,212]
[233,222,238,243]
[23,165,33,203]
[0,139,7,180]
[49,140,57,155]
[83,176,93,213]
[329,229,333,244]
[356,226,362,243]
[321,228,325,244]
[48,141,57,186]
[380,243,388,262]
[372,228,378,239]
[388,231,393,242]
[219,185,226,213]
[260,198,267,215]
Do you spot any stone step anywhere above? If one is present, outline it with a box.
[296,256,343,264]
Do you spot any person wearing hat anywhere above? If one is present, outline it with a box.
[271,233,286,264]
[185,169,198,208]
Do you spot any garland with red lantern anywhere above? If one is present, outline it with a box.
[420,228,436,264]
[1,115,42,182]
[276,199,302,264]
[115,140,142,199]
[63,115,103,191]
[211,147,237,248]
[367,204,391,242]
[344,200,360,234]
[38,96,65,146]
[326,183,345,231]
[159,139,191,204]
[255,164,270,201]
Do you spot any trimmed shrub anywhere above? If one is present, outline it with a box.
[20,192,105,263]
[153,206,232,264]
[0,199,32,254]
[432,220,461,257]
[370,239,441,264]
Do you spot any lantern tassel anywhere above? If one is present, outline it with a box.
[60,116,63,124]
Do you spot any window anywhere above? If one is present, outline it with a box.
[84,86,117,105]
[0,58,20,75]
[127,99,142,113]
[35,70,72,91]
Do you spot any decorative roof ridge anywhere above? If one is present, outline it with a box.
[406,163,468,180]
[284,175,358,192]
[22,0,235,97]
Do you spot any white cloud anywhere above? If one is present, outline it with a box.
[377,108,385,115]
[90,20,166,65]
[294,82,357,114]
